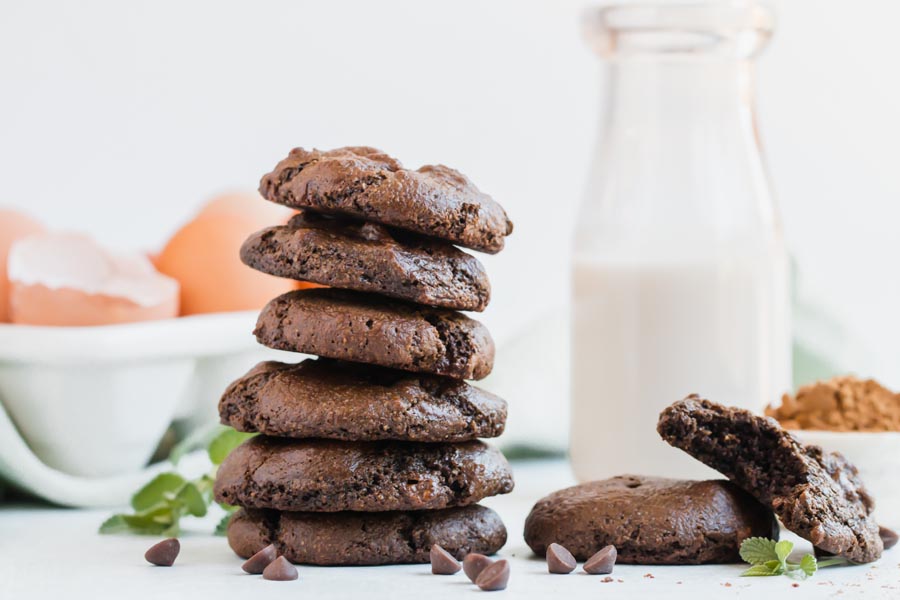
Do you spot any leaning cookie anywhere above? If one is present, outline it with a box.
[524,476,778,565]
[220,359,507,442]
[254,288,495,380]
[258,146,513,254]
[241,213,491,311]
[214,436,514,512]
[227,505,507,566]
[657,396,882,563]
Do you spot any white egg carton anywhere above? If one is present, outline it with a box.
[0,311,293,506]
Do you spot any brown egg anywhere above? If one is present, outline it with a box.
[8,233,179,326]
[0,209,46,322]
[155,194,296,315]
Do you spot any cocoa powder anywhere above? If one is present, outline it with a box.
[766,376,900,431]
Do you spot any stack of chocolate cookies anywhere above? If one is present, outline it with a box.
[213,147,515,566]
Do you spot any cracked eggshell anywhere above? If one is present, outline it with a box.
[7,232,179,326]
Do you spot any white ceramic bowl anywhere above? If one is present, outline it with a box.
[0,312,292,482]
[791,429,900,528]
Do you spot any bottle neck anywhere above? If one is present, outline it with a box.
[580,55,778,253]
[601,56,757,151]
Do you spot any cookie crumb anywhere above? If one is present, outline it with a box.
[644,573,654,579]
[792,583,800,588]
[601,577,614,583]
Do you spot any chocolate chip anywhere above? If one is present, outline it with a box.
[880,526,898,550]
[262,556,298,581]
[242,544,278,574]
[430,544,461,575]
[583,545,617,575]
[546,543,576,574]
[463,553,494,583]
[475,559,509,591]
[144,538,180,566]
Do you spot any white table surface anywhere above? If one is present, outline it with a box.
[1,459,897,600]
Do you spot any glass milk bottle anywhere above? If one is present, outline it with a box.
[571,3,791,481]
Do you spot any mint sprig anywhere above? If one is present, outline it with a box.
[99,426,255,536]
[739,537,847,579]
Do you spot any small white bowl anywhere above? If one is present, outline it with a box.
[791,429,900,528]
[0,312,291,482]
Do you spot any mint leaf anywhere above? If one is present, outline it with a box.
[741,564,779,577]
[208,427,256,465]
[739,536,842,580]
[740,537,779,565]
[799,554,817,577]
[175,482,208,518]
[765,560,784,574]
[101,425,256,536]
[775,540,794,563]
[99,514,129,534]
[132,473,186,511]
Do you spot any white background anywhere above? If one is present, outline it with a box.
[1,0,898,386]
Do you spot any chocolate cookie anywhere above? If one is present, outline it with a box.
[240,212,490,311]
[524,475,778,565]
[657,396,883,563]
[254,288,494,380]
[227,505,507,566]
[220,359,507,442]
[214,436,514,512]
[258,147,513,254]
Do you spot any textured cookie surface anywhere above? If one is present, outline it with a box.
[258,146,513,254]
[254,288,495,380]
[240,212,491,311]
[214,436,514,512]
[524,475,778,565]
[220,359,506,442]
[657,396,882,563]
[227,505,507,566]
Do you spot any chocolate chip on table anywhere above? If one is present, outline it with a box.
[262,556,298,581]
[880,526,899,550]
[144,538,180,566]
[430,544,461,575]
[475,559,510,591]
[583,545,617,575]
[546,543,576,574]
[242,544,278,574]
[463,553,494,583]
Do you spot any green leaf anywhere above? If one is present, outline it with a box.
[765,560,784,574]
[740,537,779,565]
[775,540,794,563]
[741,564,779,577]
[799,554,817,577]
[175,482,208,518]
[208,427,256,465]
[131,472,186,511]
[98,514,129,534]
[111,503,178,535]
[214,513,233,537]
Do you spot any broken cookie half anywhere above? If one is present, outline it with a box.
[657,395,882,563]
